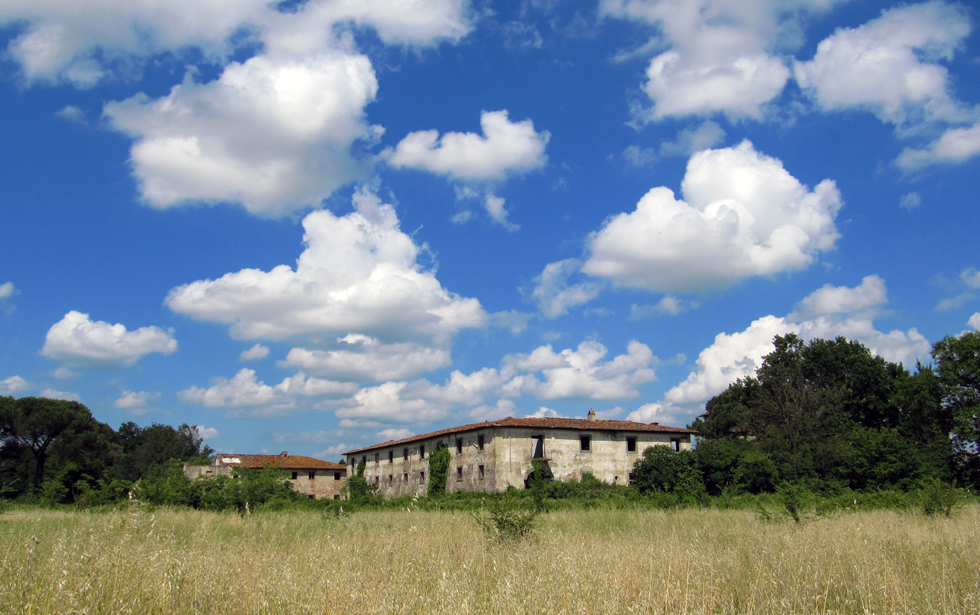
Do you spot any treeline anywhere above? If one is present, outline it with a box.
[639,332,980,500]
[0,396,213,505]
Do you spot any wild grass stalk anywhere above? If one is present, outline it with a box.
[0,505,977,614]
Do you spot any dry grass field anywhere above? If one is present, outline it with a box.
[1,504,978,614]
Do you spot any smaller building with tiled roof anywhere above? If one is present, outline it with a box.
[344,411,697,498]
[184,451,347,500]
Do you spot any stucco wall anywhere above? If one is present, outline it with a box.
[348,425,693,498]
[182,464,347,500]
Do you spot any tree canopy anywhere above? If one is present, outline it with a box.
[691,334,960,493]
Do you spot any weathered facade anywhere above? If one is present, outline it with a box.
[344,413,697,498]
[184,452,347,500]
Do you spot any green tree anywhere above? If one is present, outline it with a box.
[933,332,980,485]
[631,445,704,501]
[0,397,98,489]
[427,445,450,496]
[697,335,946,491]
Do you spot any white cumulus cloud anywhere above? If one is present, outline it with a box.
[113,390,161,414]
[179,368,356,415]
[601,0,839,120]
[969,313,980,331]
[385,110,549,181]
[41,311,177,368]
[240,344,270,361]
[896,122,980,171]
[1,375,29,395]
[531,259,602,318]
[283,335,451,382]
[195,425,220,440]
[166,187,486,345]
[40,388,79,401]
[794,2,971,130]
[0,0,471,84]
[0,282,16,299]
[582,141,841,292]
[104,48,379,217]
[501,340,657,400]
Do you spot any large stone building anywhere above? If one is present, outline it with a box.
[344,412,697,498]
[184,452,347,500]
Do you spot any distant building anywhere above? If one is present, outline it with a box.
[184,451,347,500]
[343,411,697,498]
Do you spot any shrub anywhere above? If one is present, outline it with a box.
[474,499,539,542]
[920,479,961,517]
[776,482,812,523]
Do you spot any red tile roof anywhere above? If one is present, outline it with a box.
[343,416,697,455]
[215,452,345,470]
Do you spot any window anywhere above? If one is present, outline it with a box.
[478,465,485,480]
[291,471,299,480]
[671,439,680,452]
[308,471,316,480]
[375,476,379,485]
[308,494,315,499]
[334,472,341,481]
[388,474,393,485]
[419,445,425,459]
[361,455,366,467]
[628,472,635,484]
[456,438,463,454]
[532,436,544,459]
[403,473,408,483]
[333,495,341,500]
[456,466,463,481]
[374,453,379,464]
[580,435,591,451]
[626,437,637,453]
[389,450,393,464]
[420,471,425,482]
[478,434,485,450]
[403,448,409,461]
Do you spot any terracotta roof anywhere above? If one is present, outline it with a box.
[343,416,697,455]
[215,452,345,470]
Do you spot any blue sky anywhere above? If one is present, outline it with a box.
[1,0,979,461]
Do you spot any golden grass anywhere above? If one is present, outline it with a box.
[1,505,978,614]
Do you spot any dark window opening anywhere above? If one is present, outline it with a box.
[628,472,635,484]
[420,471,425,482]
[361,455,366,467]
[334,472,341,480]
[478,434,485,450]
[308,494,315,499]
[419,445,425,459]
[532,436,544,459]
[388,474,393,485]
[333,495,340,500]
[403,473,408,482]
[456,438,463,454]
[389,450,393,463]
[308,471,316,480]
[456,466,463,481]
[403,448,408,461]
[291,471,299,480]
[580,435,591,451]
[374,453,379,464]
[478,465,485,480]
[627,437,637,453]
[671,439,680,452]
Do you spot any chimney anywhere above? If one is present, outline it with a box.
[587,409,596,421]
